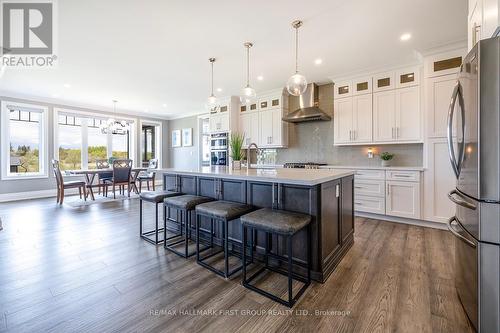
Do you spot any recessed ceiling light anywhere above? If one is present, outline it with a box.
[52,93,60,98]
[314,59,323,65]
[216,88,222,92]
[400,33,412,41]
[144,109,149,113]
[162,103,167,108]
[63,83,71,88]
[257,76,264,81]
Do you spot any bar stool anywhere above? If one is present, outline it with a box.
[139,190,182,245]
[240,208,311,308]
[195,200,254,279]
[163,194,214,258]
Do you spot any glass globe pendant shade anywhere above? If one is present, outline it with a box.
[205,94,219,112]
[240,85,256,104]
[286,73,308,96]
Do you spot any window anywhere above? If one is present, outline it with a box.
[140,121,162,167]
[199,117,210,167]
[1,101,48,179]
[55,109,134,170]
[58,114,83,170]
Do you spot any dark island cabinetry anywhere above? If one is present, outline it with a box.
[163,172,354,283]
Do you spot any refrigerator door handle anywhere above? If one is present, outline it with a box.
[447,82,465,178]
[447,189,477,210]
[447,216,476,248]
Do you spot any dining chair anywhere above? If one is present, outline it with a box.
[52,160,86,204]
[96,159,112,195]
[137,158,158,192]
[103,159,133,199]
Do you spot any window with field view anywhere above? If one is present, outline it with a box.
[56,111,133,170]
[1,102,48,179]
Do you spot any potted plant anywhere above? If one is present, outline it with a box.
[229,132,245,170]
[380,152,395,167]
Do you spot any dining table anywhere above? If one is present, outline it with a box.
[67,167,148,200]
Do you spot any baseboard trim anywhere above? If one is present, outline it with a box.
[356,211,447,230]
[0,181,164,203]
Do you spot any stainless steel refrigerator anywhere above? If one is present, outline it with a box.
[447,36,500,332]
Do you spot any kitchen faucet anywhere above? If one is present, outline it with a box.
[246,143,260,169]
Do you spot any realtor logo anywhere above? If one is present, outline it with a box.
[1,0,57,67]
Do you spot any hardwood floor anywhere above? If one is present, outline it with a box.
[0,196,474,333]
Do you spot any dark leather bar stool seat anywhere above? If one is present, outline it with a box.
[240,207,312,308]
[139,190,182,245]
[195,201,254,279]
[164,194,214,258]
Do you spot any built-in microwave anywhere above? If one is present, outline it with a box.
[210,133,228,150]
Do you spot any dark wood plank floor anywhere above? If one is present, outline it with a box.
[0,196,474,333]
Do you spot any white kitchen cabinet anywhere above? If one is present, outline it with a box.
[468,0,500,51]
[240,112,259,148]
[352,94,373,143]
[334,95,372,145]
[426,73,459,138]
[352,77,372,95]
[355,195,386,214]
[259,108,285,147]
[373,71,395,92]
[396,86,421,141]
[373,87,421,142]
[373,90,397,142]
[333,81,352,99]
[386,180,421,219]
[424,139,456,223]
[210,114,229,133]
[395,67,420,89]
[333,98,353,144]
[424,49,464,78]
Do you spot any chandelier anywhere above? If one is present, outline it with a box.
[100,100,130,135]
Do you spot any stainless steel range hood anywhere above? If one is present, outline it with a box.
[282,83,331,123]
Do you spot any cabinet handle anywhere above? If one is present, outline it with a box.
[277,183,281,206]
[349,130,352,141]
[396,127,399,138]
[353,130,356,140]
[387,183,390,196]
[271,183,275,207]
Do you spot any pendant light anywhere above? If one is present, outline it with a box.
[206,57,219,111]
[100,100,129,135]
[240,42,256,104]
[286,20,308,96]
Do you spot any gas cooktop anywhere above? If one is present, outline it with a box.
[283,162,327,169]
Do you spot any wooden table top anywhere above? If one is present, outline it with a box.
[67,167,148,175]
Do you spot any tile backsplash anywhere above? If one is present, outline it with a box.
[272,83,423,167]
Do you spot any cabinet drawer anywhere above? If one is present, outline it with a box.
[355,169,385,180]
[386,170,420,182]
[355,195,386,214]
[354,180,385,197]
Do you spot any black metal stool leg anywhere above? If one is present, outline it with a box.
[155,203,159,244]
[242,225,247,282]
[224,219,229,278]
[288,234,293,305]
[139,199,143,236]
[196,214,200,261]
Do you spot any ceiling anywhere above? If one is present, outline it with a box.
[0,0,467,119]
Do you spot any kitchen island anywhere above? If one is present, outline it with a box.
[160,166,355,283]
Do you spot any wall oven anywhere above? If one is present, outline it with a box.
[210,133,228,166]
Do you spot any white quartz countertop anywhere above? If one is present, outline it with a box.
[319,165,425,171]
[158,166,354,186]
[248,164,424,171]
